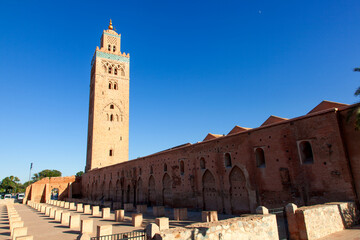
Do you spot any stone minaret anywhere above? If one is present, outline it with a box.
[86,20,130,172]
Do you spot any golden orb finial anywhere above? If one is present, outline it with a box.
[108,19,113,30]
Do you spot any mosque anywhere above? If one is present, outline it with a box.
[24,21,360,216]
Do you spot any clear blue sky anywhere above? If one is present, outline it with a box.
[0,0,359,183]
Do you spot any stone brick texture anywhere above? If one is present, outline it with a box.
[80,105,359,214]
[295,202,358,240]
[154,214,278,240]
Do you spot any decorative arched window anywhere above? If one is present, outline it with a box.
[180,161,184,175]
[108,82,112,89]
[110,114,113,121]
[116,115,119,121]
[114,83,117,90]
[109,149,113,156]
[110,104,114,109]
[298,141,314,164]
[108,45,111,51]
[108,67,112,74]
[164,163,167,172]
[255,148,266,168]
[200,157,205,169]
[113,46,116,52]
[114,69,117,75]
[120,68,125,76]
[224,153,232,167]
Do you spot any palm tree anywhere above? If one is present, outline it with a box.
[351,67,360,129]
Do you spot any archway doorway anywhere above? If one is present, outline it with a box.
[148,176,156,205]
[229,166,250,214]
[50,188,59,200]
[202,170,217,210]
[162,174,172,207]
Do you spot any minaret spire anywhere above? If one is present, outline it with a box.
[108,19,113,30]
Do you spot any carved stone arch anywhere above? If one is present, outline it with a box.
[126,184,132,203]
[229,166,250,214]
[148,175,156,205]
[92,181,98,200]
[101,181,106,199]
[137,177,143,204]
[107,180,113,200]
[120,177,125,203]
[103,103,122,112]
[202,170,217,210]
[228,164,256,213]
[162,173,172,207]
[115,179,121,202]
[120,68,125,76]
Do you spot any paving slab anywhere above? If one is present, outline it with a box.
[4,203,242,239]
[0,205,11,240]
[13,204,78,240]
[318,225,360,240]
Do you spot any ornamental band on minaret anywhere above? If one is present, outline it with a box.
[86,20,130,172]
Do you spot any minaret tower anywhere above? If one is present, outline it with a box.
[86,20,130,172]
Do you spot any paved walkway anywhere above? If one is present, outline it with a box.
[0,205,10,240]
[318,225,360,240]
[14,204,142,239]
[4,203,232,239]
[2,203,360,240]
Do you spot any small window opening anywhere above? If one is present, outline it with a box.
[255,148,266,168]
[113,46,116,52]
[164,163,167,172]
[109,149,113,156]
[299,141,314,164]
[110,104,114,109]
[110,114,113,121]
[180,161,184,175]
[108,45,111,51]
[108,67,112,74]
[224,153,232,167]
[108,82,112,89]
[114,83,117,90]
[150,166,153,174]
[114,69,117,75]
[200,157,205,169]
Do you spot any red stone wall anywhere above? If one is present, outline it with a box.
[338,106,360,201]
[24,176,77,203]
[81,107,358,213]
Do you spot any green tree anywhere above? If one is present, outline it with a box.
[352,67,360,130]
[32,169,62,182]
[75,171,84,177]
[1,176,20,193]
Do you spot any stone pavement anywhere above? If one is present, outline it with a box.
[13,203,142,239]
[318,225,360,240]
[3,203,237,239]
[0,205,10,240]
